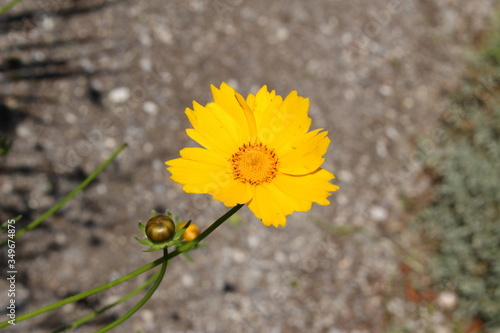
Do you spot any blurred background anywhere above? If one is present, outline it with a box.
[1,0,499,332]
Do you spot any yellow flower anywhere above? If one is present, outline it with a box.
[166,83,339,227]
[178,222,200,242]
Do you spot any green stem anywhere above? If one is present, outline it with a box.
[0,0,22,14]
[176,204,244,253]
[96,248,169,333]
[0,215,21,233]
[0,256,163,328]
[0,203,243,328]
[52,271,160,333]
[0,144,127,248]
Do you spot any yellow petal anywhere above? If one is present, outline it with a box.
[272,169,339,211]
[252,87,284,145]
[212,179,254,207]
[178,147,227,167]
[234,91,257,140]
[166,148,231,194]
[247,184,295,227]
[184,101,241,156]
[206,103,248,146]
[278,129,330,175]
[210,83,252,139]
[250,85,276,129]
[256,90,312,150]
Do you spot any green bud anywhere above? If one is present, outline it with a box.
[145,215,175,243]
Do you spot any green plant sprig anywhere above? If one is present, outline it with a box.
[95,248,170,333]
[0,204,244,329]
[52,269,161,333]
[0,0,22,15]
[0,144,128,248]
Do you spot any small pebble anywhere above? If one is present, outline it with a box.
[369,206,389,221]
[108,87,130,104]
[436,291,457,310]
[379,85,393,96]
[143,101,159,115]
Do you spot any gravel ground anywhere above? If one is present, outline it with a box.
[0,0,497,332]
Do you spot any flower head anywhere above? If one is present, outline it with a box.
[166,83,339,227]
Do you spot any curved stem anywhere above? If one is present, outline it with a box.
[0,256,163,328]
[52,271,160,333]
[0,203,243,328]
[95,248,169,333]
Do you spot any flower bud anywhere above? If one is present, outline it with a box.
[145,215,175,243]
[178,222,200,242]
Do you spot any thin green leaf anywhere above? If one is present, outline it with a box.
[0,0,22,15]
[0,144,127,248]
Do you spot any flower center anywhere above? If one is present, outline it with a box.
[231,143,279,185]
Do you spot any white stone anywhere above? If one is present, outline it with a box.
[275,26,289,42]
[379,85,393,96]
[436,291,457,310]
[141,309,154,323]
[385,126,400,140]
[41,16,55,31]
[139,32,152,47]
[143,101,159,115]
[155,27,173,45]
[376,140,388,157]
[108,87,130,104]
[139,57,153,71]
[65,112,78,124]
[105,137,116,149]
[182,274,194,287]
[247,235,259,248]
[337,170,354,183]
[369,206,389,221]
[232,249,246,263]
[16,124,31,138]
